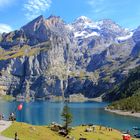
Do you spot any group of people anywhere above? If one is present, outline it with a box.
[9,112,16,121]
[0,112,16,121]
[99,125,113,131]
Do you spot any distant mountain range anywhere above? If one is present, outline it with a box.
[0,15,139,100]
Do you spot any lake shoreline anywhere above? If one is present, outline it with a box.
[51,95,103,102]
[105,108,140,118]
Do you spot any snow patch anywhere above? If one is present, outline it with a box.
[84,22,100,30]
[96,20,103,26]
[76,16,90,21]
[117,32,133,41]
[85,32,100,38]
[74,31,87,37]
[66,24,73,30]
[74,31,100,38]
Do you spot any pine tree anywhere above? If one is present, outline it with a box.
[61,104,72,135]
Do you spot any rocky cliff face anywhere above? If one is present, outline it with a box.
[0,15,139,100]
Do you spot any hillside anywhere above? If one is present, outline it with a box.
[104,66,140,101]
[108,92,140,112]
[106,66,140,111]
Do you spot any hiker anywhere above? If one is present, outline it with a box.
[92,125,96,132]
[0,113,2,120]
[2,114,4,120]
[15,132,19,140]
[0,113,4,120]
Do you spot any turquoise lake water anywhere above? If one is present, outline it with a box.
[0,100,140,132]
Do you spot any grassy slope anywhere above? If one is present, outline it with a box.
[0,95,14,101]
[2,122,65,140]
[1,122,138,140]
[0,45,41,60]
[0,41,51,61]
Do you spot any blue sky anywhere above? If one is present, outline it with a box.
[0,0,140,33]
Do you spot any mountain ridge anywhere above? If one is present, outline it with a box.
[0,15,139,101]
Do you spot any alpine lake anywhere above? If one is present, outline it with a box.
[0,100,140,134]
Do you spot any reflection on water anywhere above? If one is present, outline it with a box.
[0,100,140,132]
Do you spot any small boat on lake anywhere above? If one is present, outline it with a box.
[134,133,140,138]
[133,127,140,130]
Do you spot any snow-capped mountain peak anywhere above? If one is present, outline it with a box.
[73,16,100,29]
[71,16,101,38]
[75,16,92,23]
[66,16,133,42]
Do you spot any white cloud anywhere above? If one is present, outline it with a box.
[87,0,118,19]
[87,0,105,14]
[0,24,13,33]
[0,0,15,7]
[88,0,104,6]
[24,0,52,20]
